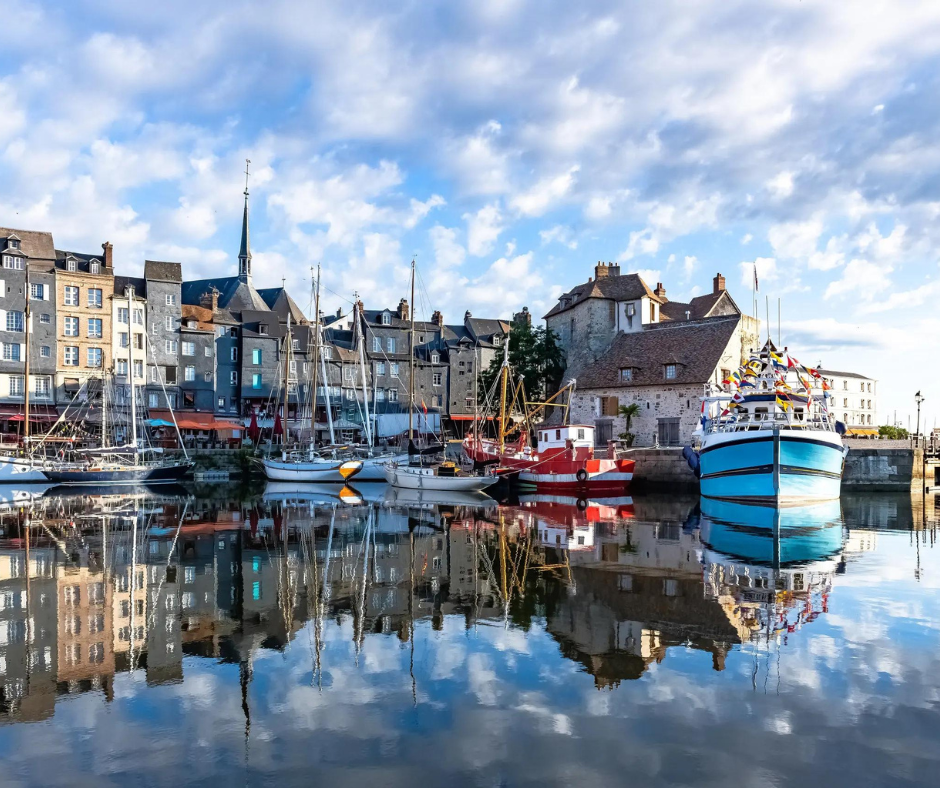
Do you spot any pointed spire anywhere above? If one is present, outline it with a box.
[239,159,252,283]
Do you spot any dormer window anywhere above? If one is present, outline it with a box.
[431,352,440,364]
[186,319,197,328]
[66,259,77,272]
[381,312,391,326]
[89,260,100,274]
[664,363,677,380]
[620,367,634,382]
[8,239,20,250]
[493,335,502,346]
[322,347,332,360]
[259,324,268,335]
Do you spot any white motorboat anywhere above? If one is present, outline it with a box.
[261,454,363,483]
[354,451,410,480]
[383,461,497,492]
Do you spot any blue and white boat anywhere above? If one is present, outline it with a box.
[689,343,848,504]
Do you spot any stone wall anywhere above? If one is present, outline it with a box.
[842,447,921,490]
[626,447,699,491]
[547,297,617,379]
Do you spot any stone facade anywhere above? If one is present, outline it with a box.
[144,262,183,411]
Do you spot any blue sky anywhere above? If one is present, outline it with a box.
[1,0,938,425]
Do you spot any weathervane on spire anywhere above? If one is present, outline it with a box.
[244,158,251,196]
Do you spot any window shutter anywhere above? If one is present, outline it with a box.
[0,280,5,296]
[0,309,6,327]
[20,344,26,361]
[593,396,601,417]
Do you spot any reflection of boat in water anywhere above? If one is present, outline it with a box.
[262,481,374,506]
[44,483,192,501]
[699,497,844,566]
[519,493,634,523]
[0,483,53,506]
[382,484,498,509]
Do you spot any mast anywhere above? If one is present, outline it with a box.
[498,332,510,454]
[319,329,336,445]
[354,297,373,448]
[282,313,291,460]
[408,259,415,443]
[309,266,321,457]
[126,286,138,464]
[24,263,30,448]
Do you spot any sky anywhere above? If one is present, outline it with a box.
[1,0,938,426]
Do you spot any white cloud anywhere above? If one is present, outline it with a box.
[510,166,579,217]
[429,225,466,269]
[539,224,577,249]
[766,171,795,199]
[824,258,893,300]
[741,233,753,245]
[768,217,824,261]
[683,255,698,280]
[619,228,659,260]
[637,268,662,287]
[447,121,512,195]
[463,202,504,257]
[584,195,613,221]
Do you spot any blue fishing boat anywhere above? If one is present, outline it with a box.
[687,342,848,504]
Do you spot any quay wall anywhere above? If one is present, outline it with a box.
[626,448,700,492]
[188,448,253,477]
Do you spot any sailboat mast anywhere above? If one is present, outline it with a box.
[309,266,321,454]
[498,333,509,454]
[282,313,291,460]
[354,298,373,447]
[126,286,138,464]
[408,259,415,442]
[24,263,30,446]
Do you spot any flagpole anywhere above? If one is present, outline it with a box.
[765,296,770,345]
[778,298,781,347]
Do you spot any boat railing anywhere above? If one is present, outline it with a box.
[704,411,837,434]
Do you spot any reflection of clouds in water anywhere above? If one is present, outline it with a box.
[468,652,500,707]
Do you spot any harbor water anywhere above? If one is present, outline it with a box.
[0,484,938,786]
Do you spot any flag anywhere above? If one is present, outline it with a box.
[421,399,428,415]
[754,263,759,293]
[822,380,831,391]
[787,354,799,369]
[731,390,746,405]
[776,395,791,412]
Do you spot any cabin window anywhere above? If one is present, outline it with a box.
[754,407,768,420]
[794,407,804,421]
[577,428,585,440]
[555,429,561,440]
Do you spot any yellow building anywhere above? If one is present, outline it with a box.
[54,244,115,406]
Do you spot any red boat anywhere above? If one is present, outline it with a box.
[463,424,635,494]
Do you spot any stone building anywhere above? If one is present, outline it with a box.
[143,261,183,411]
[817,369,877,433]
[54,245,115,407]
[179,303,216,413]
[0,228,58,425]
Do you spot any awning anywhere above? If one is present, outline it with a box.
[175,417,244,432]
[147,419,176,427]
[449,415,494,421]
[847,428,879,436]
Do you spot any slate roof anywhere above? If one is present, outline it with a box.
[257,287,308,325]
[54,249,108,273]
[181,276,271,313]
[576,316,741,389]
[0,227,56,260]
[544,273,661,319]
[114,275,146,298]
[144,260,182,283]
[466,317,509,345]
[659,290,742,322]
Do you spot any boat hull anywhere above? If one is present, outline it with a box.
[0,455,49,483]
[43,462,193,486]
[354,453,410,481]
[261,457,362,482]
[383,464,497,492]
[699,429,845,503]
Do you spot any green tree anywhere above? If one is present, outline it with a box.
[878,425,909,440]
[617,403,641,445]
[480,314,566,404]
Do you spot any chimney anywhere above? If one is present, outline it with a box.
[200,287,220,312]
[464,310,472,322]
[431,310,444,327]
[713,272,726,293]
[608,264,621,277]
[594,261,609,279]
[654,282,667,300]
[398,298,409,321]
[337,307,343,318]
[513,306,531,326]
[101,241,113,269]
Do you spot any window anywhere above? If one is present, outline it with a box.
[39,313,50,324]
[165,293,177,306]
[387,337,396,353]
[321,347,332,360]
[116,359,128,376]
[40,345,50,358]
[376,389,386,402]
[184,365,195,382]
[431,352,440,364]
[231,347,238,362]
[182,341,195,356]
[164,366,177,385]
[87,347,102,367]
[9,376,23,396]
[343,365,354,381]
[64,316,79,337]
[134,360,143,378]
[376,361,386,375]
[381,312,391,325]
[30,283,45,300]
[117,332,128,348]
[252,373,262,389]
[134,334,144,350]
[204,346,212,357]
[64,286,79,306]
[2,255,24,270]
[433,372,442,386]
[259,324,268,336]
[204,371,212,382]
[64,346,79,366]
[860,382,865,392]
[87,318,102,338]
[149,393,159,408]
[5,311,23,332]
[390,362,400,378]
[165,340,178,355]
[2,343,20,361]
[600,396,619,417]
[230,371,238,385]
[118,307,129,324]
[183,391,195,407]
[372,336,381,353]
[289,360,297,375]
[620,367,633,382]
[388,389,398,403]
[252,348,262,365]
[88,288,102,308]
[89,261,100,274]
[66,259,77,272]
[664,364,676,380]
[218,396,226,410]
[165,315,174,331]
[134,308,144,325]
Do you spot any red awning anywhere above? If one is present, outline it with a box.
[449,415,494,421]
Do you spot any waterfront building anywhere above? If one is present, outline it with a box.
[144,261,183,412]
[54,244,115,409]
[111,275,148,429]
[0,228,58,429]
[818,369,878,434]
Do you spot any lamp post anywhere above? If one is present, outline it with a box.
[915,391,924,442]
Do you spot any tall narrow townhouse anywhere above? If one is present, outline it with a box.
[111,275,148,424]
[0,228,58,430]
[143,261,183,413]
[54,243,115,408]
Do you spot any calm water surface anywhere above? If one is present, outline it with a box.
[0,484,938,787]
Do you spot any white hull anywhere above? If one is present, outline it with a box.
[0,455,49,483]
[383,485,498,508]
[384,464,497,492]
[261,456,362,482]
[355,453,411,481]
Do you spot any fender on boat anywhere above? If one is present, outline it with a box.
[682,445,701,478]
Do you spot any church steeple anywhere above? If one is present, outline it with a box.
[238,158,252,283]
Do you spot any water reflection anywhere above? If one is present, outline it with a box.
[0,483,936,785]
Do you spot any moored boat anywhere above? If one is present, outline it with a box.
[383,460,498,492]
[260,453,363,482]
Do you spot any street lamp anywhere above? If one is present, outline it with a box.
[915,390,924,440]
